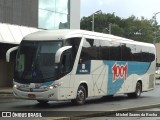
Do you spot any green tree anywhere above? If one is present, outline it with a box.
[81,13,159,43]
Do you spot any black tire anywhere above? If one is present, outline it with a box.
[71,85,86,105]
[37,100,49,104]
[128,82,142,98]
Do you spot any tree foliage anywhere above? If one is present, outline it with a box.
[81,13,160,43]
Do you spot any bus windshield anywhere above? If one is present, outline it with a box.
[14,41,62,83]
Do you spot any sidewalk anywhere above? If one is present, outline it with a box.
[0,87,12,94]
[0,80,160,94]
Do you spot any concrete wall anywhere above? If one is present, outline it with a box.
[0,61,14,87]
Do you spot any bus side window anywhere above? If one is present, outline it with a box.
[99,40,110,60]
[121,43,133,61]
[61,50,72,73]
[109,42,121,61]
[65,38,81,64]
[79,38,98,63]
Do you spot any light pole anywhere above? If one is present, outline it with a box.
[154,12,160,24]
[153,12,160,43]
[153,12,160,70]
[92,10,102,31]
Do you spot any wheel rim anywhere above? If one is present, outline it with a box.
[137,88,141,96]
[137,84,141,96]
[77,89,85,102]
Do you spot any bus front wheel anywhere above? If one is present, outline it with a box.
[71,85,86,105]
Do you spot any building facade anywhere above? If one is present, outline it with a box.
[0,0,38,27]
[0,0,80,29]
[39,0,69,29]
[0,0,80,87]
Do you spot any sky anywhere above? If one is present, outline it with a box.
[80,0,160,24]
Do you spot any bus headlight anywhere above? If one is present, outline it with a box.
[48,82,63,89]
[13,84,18,88]
[49,86,54,89]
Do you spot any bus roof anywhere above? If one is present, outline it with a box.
[23,29,83,41]
[23,29,154,47]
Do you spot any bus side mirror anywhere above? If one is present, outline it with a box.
[55,46,72,63]
[6,46,19,62]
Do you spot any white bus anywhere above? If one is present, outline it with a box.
[10,30,156,105]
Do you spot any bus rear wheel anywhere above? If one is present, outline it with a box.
[71,85,86,105]
[37,100,49,104]
[128,81,142,98]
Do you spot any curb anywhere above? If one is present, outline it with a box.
[0,91,13,94]
[0,92,13,94]
[0,87,13,94]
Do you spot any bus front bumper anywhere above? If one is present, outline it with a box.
[13,87,59,101]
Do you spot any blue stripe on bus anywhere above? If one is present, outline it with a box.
[103,61,150,95]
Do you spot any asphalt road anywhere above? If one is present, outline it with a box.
[83,108,160,120]
[0,83,160,118]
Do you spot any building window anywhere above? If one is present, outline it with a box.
[38,0,70,30]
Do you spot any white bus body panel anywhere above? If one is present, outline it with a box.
[13,30,156,101]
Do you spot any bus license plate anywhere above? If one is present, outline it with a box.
[28,94,36,98]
